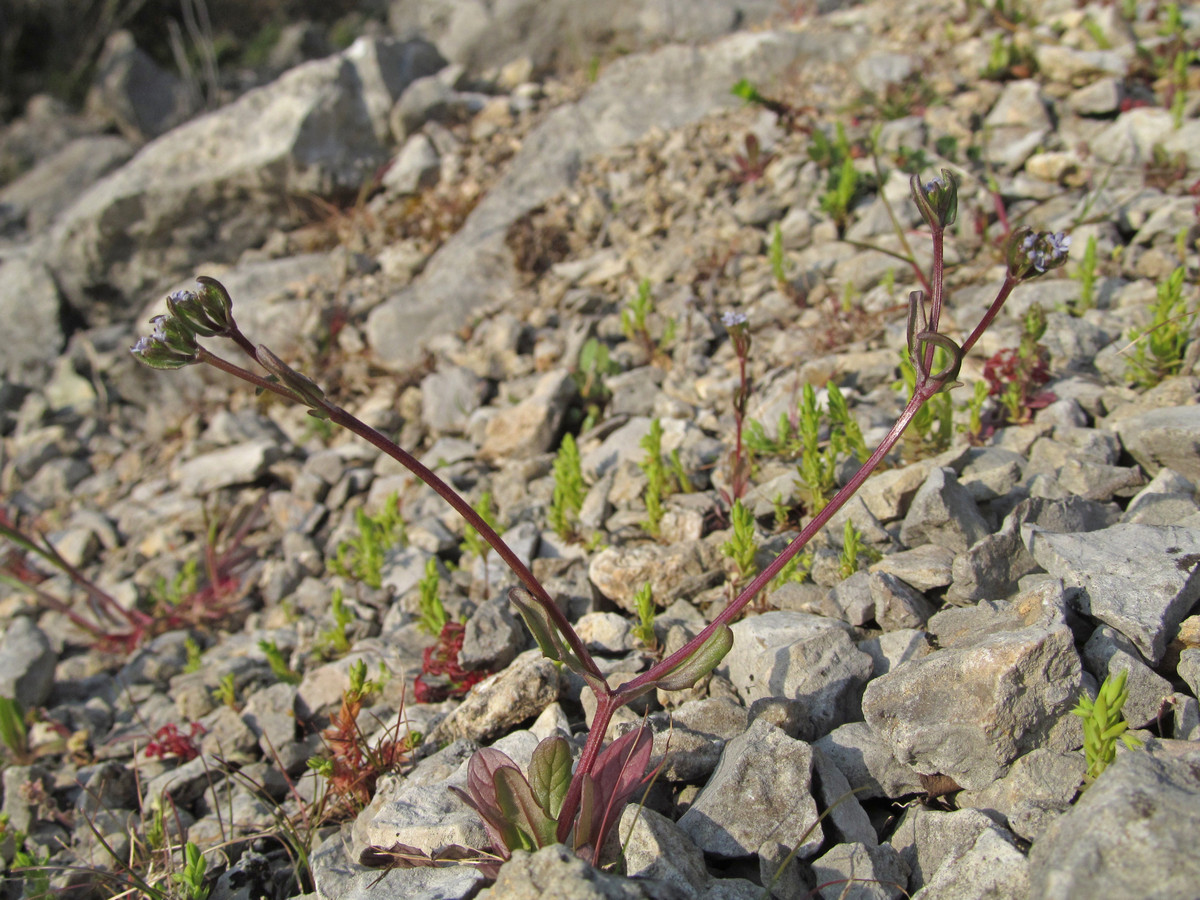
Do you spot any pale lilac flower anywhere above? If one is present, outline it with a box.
[722,310,748,328]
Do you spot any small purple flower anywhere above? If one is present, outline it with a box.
[722,310,748,329]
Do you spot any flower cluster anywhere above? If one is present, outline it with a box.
[1008,228,1071,279]
[130,278,234,369]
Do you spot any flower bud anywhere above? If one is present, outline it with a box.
[195,276,235,332]
[165,290,223,337]
[910,169,958,230]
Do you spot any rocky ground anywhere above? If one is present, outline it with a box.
[1,0,1199,898]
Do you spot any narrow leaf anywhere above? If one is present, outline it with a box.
[493,766,556,849]
[651,625,733,691]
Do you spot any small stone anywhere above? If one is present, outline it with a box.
[1111,406,1200,482]
[678,718,822,861]
[956,748,1085,842]
[814,722,924,801]
[382,132,441,194]
[479,370,577,461]
[574,612,634,655]
[870,571,935,631]
[173,441,285,495]
[868,544,954,592]
[899,467,990,554]
[428,649,561,744]
[0,617,56,707]
[459,595,526,672]
[810,842,909,900]
[856,629,933,678]
[916,827,1029,900]
[888,806,1009,894]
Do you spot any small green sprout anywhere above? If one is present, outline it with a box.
[1125,266,1196,389]
[573,338,620,432]
[838,520,878,579]
[461,491,503,597]
[329,492,407,589]
[820,156,861,233]
[1069,234,1098,316]
[0,696,30,763]
[183,635,203,673]
[896,348,953,457]
[320,588,355,657]
[621,279,676,359]
[417,558,447,637]
[212,672,238,709]
[631,582,657,651]
[769,222,788,287]
[172,841,210,900]
[640,419,669,537]
[964,379,990,442]
[550,433,586,541]
[1072,669,1143,785]
[258,639,302,685]
[721,499,759,587]
[769,547,814,593]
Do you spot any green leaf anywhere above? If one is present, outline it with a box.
[652,625,733,691]
[528,735,572,820]
[493,765,556,849]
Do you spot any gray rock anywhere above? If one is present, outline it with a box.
[981,79,1051,171]
[621,806,711,898]
[811,841,909,900]
[0,135,132,233]
[241,682,299,759]
[85,30,196,142]
[814,722,924,801]
[475,844,669,899]
[420,365,487,436]
[366,29,828,370]
[856,629,933,678]
[888,806,1006,894]
[719,612,873,737]
[870,571,936,630]
[929,578,1070,649]
[459,595,526,672]
[0,246,64,383]
[868,544,954,593]
[1173,692,1199,740]
[956,748,1085,842]
[1111,406,1200,482]
[383,133,442,195]
[948,497,1117,604]
[173,440,285,495]
[899,467,990,554]
[480,369,576,461]
[915,827,1029,900]
[1028,740,1200,900]
[312,827,484,900]
[853,52,918,95]
[387,0,781,75]
[589,541,707,613]
[677,718,822,861]
[1177,648,1200,701]
[49,37,442,311]
[1082,626,1174,728]
[642,697,749,782]
[812,748,877,847]
[428,650,561,744]
[0,617,56,707]
[822,571,876,625]
[575,612,634,655]
[862,621,1082,790]
[1027,523,1200,665]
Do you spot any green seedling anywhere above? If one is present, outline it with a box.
[417,558,448,637]
[135,172,1067,880]
[769,547,814,593]
[150,558,199,609]
[0,696,30,764]
[171,841,210,900]
[631,582,658,651]
[964,379,990,443]
[212,673,238,710]
[550,433,586,541]
[1124,266,1197,389]
[838,520,878,579]
[639,418,690,537]
[721,500,759,590]
[621,279,676,361]
[259,639,302,685]
[1073,669,1143,785]
[320,588,355,657]
[768,223,788,287]
[1069,233,1098,316]
[573,338,620,432]
[329,493,406,589]
[183,636,203,673]
[896,347,953,457]
[820,156,861,234]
